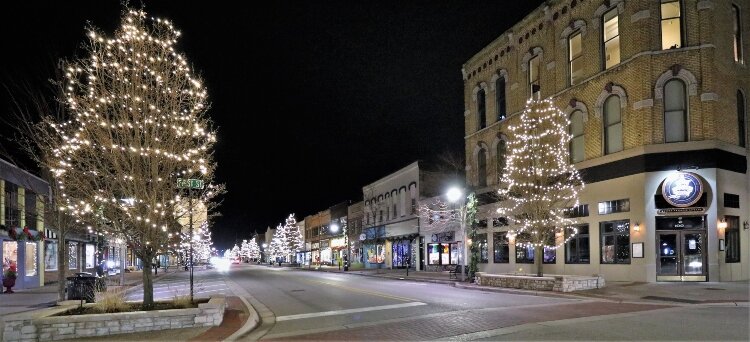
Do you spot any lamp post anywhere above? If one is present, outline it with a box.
[331,223,341,270]
[446,187,467,281]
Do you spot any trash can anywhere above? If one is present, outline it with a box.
[66,272,96,303]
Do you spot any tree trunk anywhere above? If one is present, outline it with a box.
[534,244,544,277]
[142,255,154,309]
[57,237,68,302]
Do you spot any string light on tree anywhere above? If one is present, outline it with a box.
[496,98,585,277]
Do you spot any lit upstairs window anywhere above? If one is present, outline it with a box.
[661,1,682,50]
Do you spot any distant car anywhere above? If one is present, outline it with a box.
[231,258,241,264]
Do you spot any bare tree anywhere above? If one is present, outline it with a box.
[496,99,584,277]
[40,8,219,308]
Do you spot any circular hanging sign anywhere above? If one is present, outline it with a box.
[661,172,703,207]
[359,233,366,241]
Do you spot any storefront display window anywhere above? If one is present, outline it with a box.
[25,242,37,276]
[320,248,331,264]
[45,241,58,270]
[3,241,18,274]
[69,242,78,269]
[366,244,384,263]
[428,243,458,265]
[476,234,488,263]
[392,239,411,267]
[493,232,509,263]
[515,232,556,264]
[601,220,630,264]
[85,244,95,269]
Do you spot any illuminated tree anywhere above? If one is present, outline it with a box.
[496,99,584,277]
[271,214,303,262]
[248,237,261,261]
[45,8,219,307]
[230,244,240,259]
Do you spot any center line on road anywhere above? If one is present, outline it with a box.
[275,302,427,322]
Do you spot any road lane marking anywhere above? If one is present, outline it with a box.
[275,302,426,321]
[301,279,418,302]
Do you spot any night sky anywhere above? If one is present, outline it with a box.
[0,1,544,249]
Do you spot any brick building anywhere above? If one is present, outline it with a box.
[463,0,748,281]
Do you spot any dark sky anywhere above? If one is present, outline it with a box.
[0,1,544,249]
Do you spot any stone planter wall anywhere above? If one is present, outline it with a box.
[475,273,605,292]
[2,296,225,342]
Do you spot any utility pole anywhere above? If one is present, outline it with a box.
[189,186,194,303]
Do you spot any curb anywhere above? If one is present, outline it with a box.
[294,267,460,285]
[452,282,594,300]
[223,277,275,341]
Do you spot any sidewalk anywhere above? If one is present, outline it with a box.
[0,268,179,316]
[290,264,460,284]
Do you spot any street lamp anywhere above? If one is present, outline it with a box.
[262,243,268,263]
[446,186,467,282]
[330,223,339,233]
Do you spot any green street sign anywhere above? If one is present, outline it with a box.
[177,178,204,189]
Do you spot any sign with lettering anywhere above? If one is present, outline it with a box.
[661,172,703,208]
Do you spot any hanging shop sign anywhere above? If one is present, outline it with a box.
[661,172,703,208]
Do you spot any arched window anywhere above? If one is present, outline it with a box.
[732,4,743,63]
[739,90,746,147]
[495,77,507,121]
[477,89,487,130]
[603,95,623,154]
[478,148,487,187]
[664,79,687,143]
[496,140,507,179]
[569,110,585,162]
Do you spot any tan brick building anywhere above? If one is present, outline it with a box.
[463,0,748,281]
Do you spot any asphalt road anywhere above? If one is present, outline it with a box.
[127,265,749,340]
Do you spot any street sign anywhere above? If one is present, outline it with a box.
[177,178,204,189]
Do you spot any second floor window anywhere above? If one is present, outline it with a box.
[603,8,620,69]
[664,79,688,142]
[495,77,507,121]
[25,190,37,230]
[738,90,746,147]
[733,4,744,63]
[569,110,585,162]
[497,140,507,180]
[477,89,487,130]
[569,32,583,85]
[4,182,19,228]
[661,1,683,50]
[529,55,541,98]
[478,148,487,187]
[604,95,623,154]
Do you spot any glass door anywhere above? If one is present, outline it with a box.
[681,232,705,280]
[657,233,679,278]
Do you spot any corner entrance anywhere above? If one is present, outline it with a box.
[656,216,707,281]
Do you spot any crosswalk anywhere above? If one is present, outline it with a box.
[125,278,231,301]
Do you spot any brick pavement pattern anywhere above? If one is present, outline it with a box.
[266,301,671,341]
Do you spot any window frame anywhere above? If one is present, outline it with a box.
[732,4,743,64]
[660,0,684,50]
[496,140,507,181]
[496,76,507,121]
[738,90,746,147]
[600,220,631,264]
[565,224,590,264]
[478,148,488,187]
[602,8,620,70]
[493,232,510,263]
[476,233,488,263]
[529,54,541,98]
[725,215,740,263]
[663,79,688,143]
[569,110,585,163]
[477,88,487,131]
[4,182,20,228]
[568,31,584,85]
[603,95,623,154]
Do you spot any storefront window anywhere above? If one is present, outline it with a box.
[45,241,58,270]
[515,232,556,264]
[3,241,18,274]
[69,242,78,269]
[85,244,95,269]
[392,239,411,267]
[476,234,488,263]
[428,243,458,265]
[565,225,590,264]
[367,244,384,263]
[493,232,509,263]
[600,220,630,264]
[25,242,37,276]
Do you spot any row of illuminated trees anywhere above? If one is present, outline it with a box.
[13,8,223,307]
[227,214,303,263]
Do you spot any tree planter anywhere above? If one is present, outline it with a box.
[474,272,605,292]
[1,296,226,341]
[2,277,16,293]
